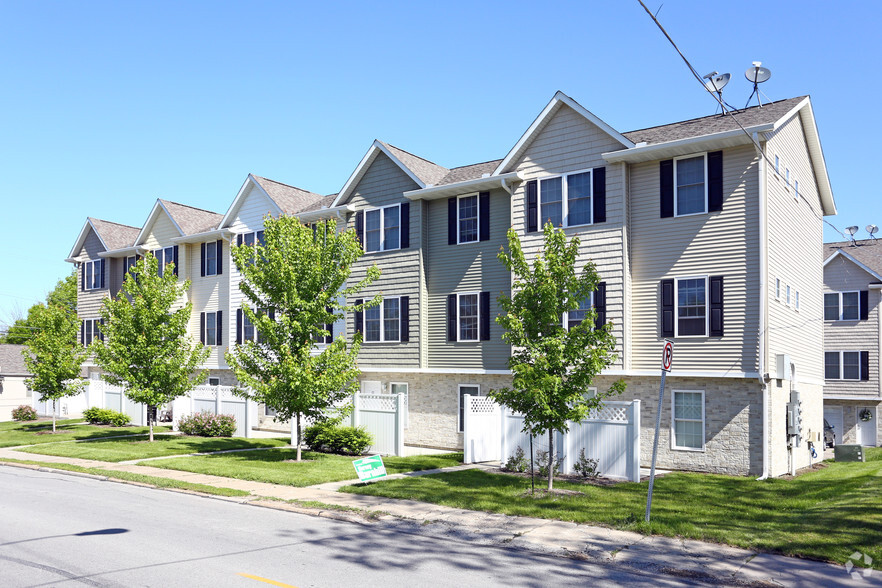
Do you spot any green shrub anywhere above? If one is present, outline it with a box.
[82,407,130,426]
[304,420,372,455]
[535,449,563,478]
[178,411,236,437]
[573,449,599,479]
[12,405,37,421]
[502,446,529,473]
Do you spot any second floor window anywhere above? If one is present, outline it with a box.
[539,170,592,228]
[201,240,223,277]
[677,277,707,337]
[81,319,103,346]
[675,155,707,216]
[200,311,223,346]
[154,246,177,278]
[824,291,861,321]
[825,351,867,381]
[364,298,401,342]
[458,293,479,342]
[565,295,594,330]
[458,195,478,243]
[365,205,401,252]
[83,260,104,290]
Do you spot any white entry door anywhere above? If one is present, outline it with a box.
[857,407,877,447]
[824,406,843,446]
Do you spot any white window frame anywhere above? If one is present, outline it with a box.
[794,180,799,201]
[84,260,102,291]
[785,285,791,306]
[775,278,781,300]
[458,383,483,433]
[124,256,137,276]
[795,290,800,311]
[457,292,480,342]
[825,351,862,381]
[204,240,219,277]
[538,168,594,228]
[563,293,594,330]
[364,204,402,253]
[154,246,175,278]
[363,297,402,343]
[83,319,102,346]
[824,291,860,321]
[774,155,779,173]
[671,389,705,451]
[673,153,708,217]
[390,382,409,428]
[204,311,218,346]
[785,168,790,187]
[456,194,480,244]
[674,276,708,338]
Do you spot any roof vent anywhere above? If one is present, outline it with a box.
[481,173,491,178]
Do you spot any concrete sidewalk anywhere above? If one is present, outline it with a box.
[0,446,876,587]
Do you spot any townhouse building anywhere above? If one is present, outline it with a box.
[68,91,835,477]
[822,240,881,447]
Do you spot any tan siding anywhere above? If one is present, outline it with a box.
[823,256,880,397]
[189,240,229,368]
[345,153,422,368]
[630,145,760,373]
[765,116,825,383]
[142,214,180,249]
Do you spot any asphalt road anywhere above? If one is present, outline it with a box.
[0,467,699,587]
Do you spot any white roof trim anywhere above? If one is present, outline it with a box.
[134,200,185,246]
[602,123,774,163]
[98,246,146,258]
[220,174,284,228]
[494,91,634,175]
[295,204,355,222]
[172,228,233,244]
[795,99,835,216]
[404,172,524,200]
[823,249,882,281]
[332,140,426,207]
[67,218,108,260]
[823,395,882,401]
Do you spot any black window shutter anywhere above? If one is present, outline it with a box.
[268,307,275,321]
[237,234,243,246]
[100,259,106,288]
[355,211,364,247]
[479,192,490,241]
[216,310,222,345]
[216,240,223,275]
[200,243,206,277]
[236,309,242,344]
[710,276,724,336]
[860,290,869,320]
[661,279,675,337]
[325,306,334,344]
[861,351,870,381]
[448,198,457,245]
[527,180,538,232]
[480,291,490,341]
[200,313,206,345]
[708,151,724,212]
[660,160,674,218]
[400,296,410,342]
[172,245,179,276]
[354,299,363,334]
[400,202,410,249]
[593,167,606,224]
[80,262,85,291]
[80,320,85,345]
[594,282,607,329]
[447,294,457,342]
[99,318,105,342]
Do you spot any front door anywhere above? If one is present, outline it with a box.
[857,407,878,447]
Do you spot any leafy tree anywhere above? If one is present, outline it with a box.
[22,302,87,432]
[226,215,380,460]
[489,222,625,492]
[2,272,77,344]
[92,254,209,441]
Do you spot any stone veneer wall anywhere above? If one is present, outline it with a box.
[823,399,882,446]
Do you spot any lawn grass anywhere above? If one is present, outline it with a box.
[0,419,170,448]
[0,458,249,497]
[17,434,290,462]
[342,448,882,568]
[145,449,463,487]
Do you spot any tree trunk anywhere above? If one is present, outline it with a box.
[547,430,554,492]
[52,400,56,433]
[296,413,302,462]
[149,421,154,442]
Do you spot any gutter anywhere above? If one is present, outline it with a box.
[603,124,775,164]
[755,132,770,481]
[403,172,523,200]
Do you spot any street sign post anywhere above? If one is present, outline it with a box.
[646,339,673,523]
[353,455,387,482]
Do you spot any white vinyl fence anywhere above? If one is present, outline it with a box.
[171,385,257,438]
[463,396,641,482]
[351,392,405,456]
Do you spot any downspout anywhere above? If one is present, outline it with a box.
[500,177,515,196]
[755,132,770,481]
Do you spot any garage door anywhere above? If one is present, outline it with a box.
[824,406,843,445]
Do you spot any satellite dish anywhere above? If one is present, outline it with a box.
[846,226,859,235]
[703,72,731,93]
[744,61,772,108]
[867,225,878,240]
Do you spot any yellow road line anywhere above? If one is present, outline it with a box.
[237,572,298,587]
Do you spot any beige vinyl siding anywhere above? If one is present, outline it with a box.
[509,104,628,368]
[425,189,511,370]
[76,229,110,319]
[188,240,229,368]
[765,115,825,383]
[823,256,879,397]
[344,152,422,369]
[630,144,760,373]
[142,214,180,250]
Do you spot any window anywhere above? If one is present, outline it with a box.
[457,195,479,243]
[785,168,790,186]
[775,278,781,300]
[539,170,592,228]
[124,256,137,276]
[795,290,800,311]
[153,246,176,277]
[364,298,402,342]
[794,180,799,200]
[201,311,223,346]
[824,291,860,321]
[458,293,479,342]
[243,313,255,342]
[774,155,779,173]
[458,384,482,432]
[672,390,704,450]
[675,155,707,216]
[825,351,863,380]
[364,204,401,252]
[391,382,409,428]
[207,377,220,386]
[82,319,103,346]
[204,241,218,276]
[84,260,103,290]
[786,285,791,306]
[676,277,707,337]
[565,295,594,330]
[205,312,217,346]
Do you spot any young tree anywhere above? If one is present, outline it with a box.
[22,302,87,432]
[92,254,209,441]
[2,272,77,345]
[226,215,380,461]
[489,222,625,492]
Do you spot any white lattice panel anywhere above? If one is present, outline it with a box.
[470,397,499,414]
[360,394,397,412]
[589,405,628,422]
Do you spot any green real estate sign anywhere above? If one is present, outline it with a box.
[353,455,387,482]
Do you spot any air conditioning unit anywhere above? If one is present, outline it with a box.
[776,354,791,380]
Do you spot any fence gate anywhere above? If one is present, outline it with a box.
[463,395,502,462]
[352,392,404,456]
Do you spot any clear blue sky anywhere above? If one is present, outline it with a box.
[1,1,879,327]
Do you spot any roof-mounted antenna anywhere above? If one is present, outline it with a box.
[703,71,731,111]
[846,225,859,246]
[744,61,771,109]
[867,224,878,242]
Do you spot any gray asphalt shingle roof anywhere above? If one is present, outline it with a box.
[825,239,882,280]
[0,344,31,376]
[251,176,329,215]
[437,160,503,186]
[88,218,140,251]
[380,142,449,186]
[159,200,223,236]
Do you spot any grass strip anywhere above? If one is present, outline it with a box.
[0,419,171,448]
[254,496,388,519]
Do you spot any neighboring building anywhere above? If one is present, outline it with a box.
[0,345,32,421]
[822,239,881,447]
